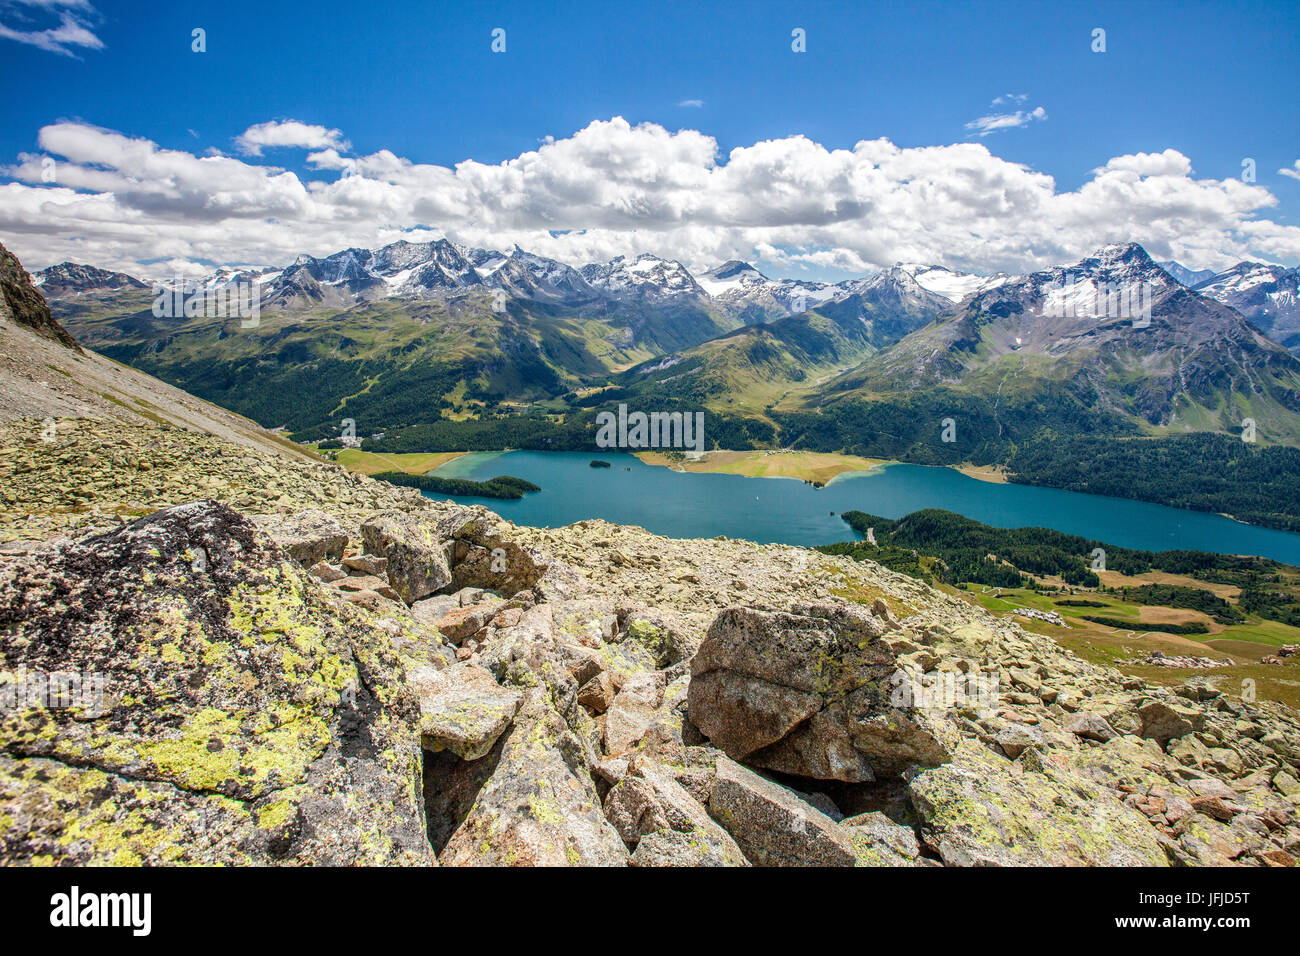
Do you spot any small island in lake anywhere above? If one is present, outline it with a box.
[590,460,612,468]
[372,471,541,500]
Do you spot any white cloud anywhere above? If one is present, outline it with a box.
[678,99,705,108]
[1096,149,1192,178]
[0,1,102,57]
[1,115,1298,278]
[234,120,350,157]
[965,105,1047,137]
[992,93,1028,106]
[1280,160,1300,182]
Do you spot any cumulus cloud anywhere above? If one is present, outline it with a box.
[0,0,103,56]
[1,115,1298,277]
[1280,160,1300,182]
[234,120,350,157]
[965,105,1047,137]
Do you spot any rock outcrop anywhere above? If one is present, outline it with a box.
[0,501,430,865]
[0,241,81,352]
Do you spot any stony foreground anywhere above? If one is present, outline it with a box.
[1,417,1299,866]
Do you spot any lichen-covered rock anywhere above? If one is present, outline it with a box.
[623,613,689,667]
[254,509,348,567]
[360,510,451,604]
[604,759,747,866]
[412,662,522,760]
[604,671,666,757]
[842,811,920,866]
[907,742,1170,867]
[1138,699,1206,748]
[688,603,953,781]
[438,690,629,866]
[707,755,875,866]
[437,505,577,597]
[1064,712,1119,742]
[0,501,431,865]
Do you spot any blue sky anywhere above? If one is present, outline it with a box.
[1,0,1298,278]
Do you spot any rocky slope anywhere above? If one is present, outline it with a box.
[0,241,317,464]
[1,242,81,352]
[2,409,1298,866]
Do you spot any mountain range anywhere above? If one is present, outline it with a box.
[27,239,1300,458]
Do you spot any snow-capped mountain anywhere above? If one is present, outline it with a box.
[579,253,708,304]
[256,239,604,305]
[1193,262,1300,353]
[840,265,962,313]
[691,259,1001,325]
[1159,260,1218,288]
[32,239,1015,332]
[829,242,1299,433]
[33,262,148,294]
[472,247,598,302]
[45,239,1299,366]
[892,263,1010,303]
[695,260,837,322]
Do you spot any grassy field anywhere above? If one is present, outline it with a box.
[954,463,1009,484]
[635,449,888,484]
[952,583,1300,707]
[315,448,466,476]
[635,449,1022,487]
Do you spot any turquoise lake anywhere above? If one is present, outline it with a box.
[427,450,1300,564]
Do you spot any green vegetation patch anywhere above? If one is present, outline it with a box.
[372,471,540,500]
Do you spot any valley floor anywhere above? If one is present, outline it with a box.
[638,449,1008,485]
[634,448,889,483]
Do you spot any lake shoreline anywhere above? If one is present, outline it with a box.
[417,450,1300,564]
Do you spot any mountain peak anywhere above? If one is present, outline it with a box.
[1088,242,1157,268]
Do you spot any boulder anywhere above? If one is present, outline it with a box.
[578,672,616,714]
[842,812,921,866]
[908,742,1169,866]
[688,603,953,782]
[0,501,431,865]
[436,506,569,596]
[411,662,522,760]
[254,509,348,566]
[629,828,746,867]
[604,759,747,866]
[428,601,501,645]
[360,510,452,604]
[439,691,629,866]
[995,723,1045,759]
[307,560,347,583]
[623,614,688,667]
[342,554,388,575]
[707,756,874,866]
[604,671,667,756]
[1138,700,1206,748]
[1064,712,1119,743]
